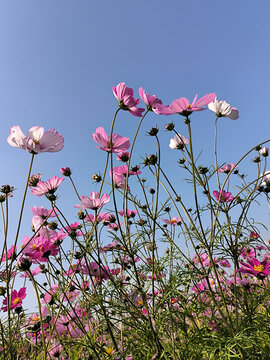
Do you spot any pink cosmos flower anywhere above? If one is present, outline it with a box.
[1,245,16,262]
[92,127,130,153]
[118,209,137,218]
[139,87,162,111]
[239,258,270,278]
[116,151,130,162]
[7,126,64,154]
[31,176,64,197]
[31,206,57,218]
[250,231,259,239]
[213,190,234,203]
[240,247,255,259]
[155,93,216,116]
[74,191,110,210]
[112,82,144,117]
[208,98,239,120]
[169,133,189,150]
[2,287,26,311]
[218,163,237,174]
[162,217,182,225]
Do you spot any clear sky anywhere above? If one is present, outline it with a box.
[1,0,270,255]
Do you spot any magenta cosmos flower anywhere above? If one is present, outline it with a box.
[112,82,144,117]
[239,258,270,278]
[92,127,130,153]
[31,176,64,197]
[139,87,162,111]
[208,98,239,120]
[213,190,234,203]
[7,126,64,154]
[155,93,216,117]
[2,287,27,311]
[74,191,110,210]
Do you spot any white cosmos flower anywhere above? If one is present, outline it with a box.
[169,133,189,150]
[208,98,239,120]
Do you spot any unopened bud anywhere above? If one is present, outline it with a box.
[60,167,72,176]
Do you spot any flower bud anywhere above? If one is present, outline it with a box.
[198,166,208,174]
[48,222,58,230]
[17,256,32,271]
[1,185,14,195]
[148,127,159,136]
[77,210,86,220]
[14,306,23,314]
[0,195,6,203]
[149,188,155,194]
[165,123,175,131]
[60,167,71,176]
[28,173,42,187]
[147,154,158,165]
[92,173,102,183]
[0,287,6,296]
[253,156,261,163]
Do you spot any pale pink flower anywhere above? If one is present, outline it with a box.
[261,171,270,186]
[169,133,189,150]
[112,82,144,117]
[7,126,64,154]
[31,176,64,197]
[259,147,269,157]
[92,127,130,153]
[155,93,216,116]
[118,209,137,218]
[74,191,110,210]
[218,163,237,173]
[208,98,239,120]
[31,206,57,218]
[213,190,234,203]
[162,217,182,225]
[139,87,162,111]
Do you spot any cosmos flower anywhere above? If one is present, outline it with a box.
[112,82,144,117]
[213,190,234,203]
[238,258,270,278]
[155,93,216,116]
[31,176,64,197]
[7,126,64,154]
[92,127,130,153]
[74,191,110,210]
[162,217,182,225]
[2,287,27,311]
[208,98,239,120]
[139,87,162,111]
[218,163,237,173]
[169,133,189,150]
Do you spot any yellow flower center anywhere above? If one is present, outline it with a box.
[32,244,37,250]
[187,104,192,109]
[32,316,40,322]
[254,264,264,272]
[105,347,114,355]
[170,219,177,224]
[13,297,21,305]
[33,140,40,145]
[137,299,143,306]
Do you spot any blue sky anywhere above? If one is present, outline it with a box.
[1,0,270,258]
